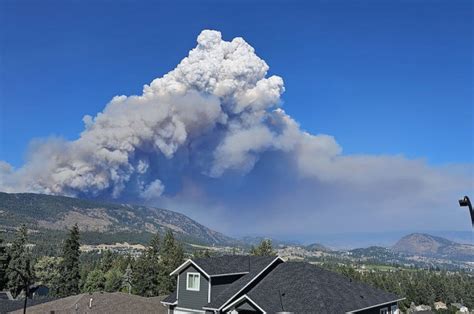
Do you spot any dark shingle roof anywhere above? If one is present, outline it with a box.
[161,290,177,304]
[193,255,275,276]
[246,262,401,313]
[205,256,282,308]
[0,298,56,314]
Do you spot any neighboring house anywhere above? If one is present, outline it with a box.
[7,292,167,314]
[433,301,447,310]
[161,255,404,313]
[451,303,469,313]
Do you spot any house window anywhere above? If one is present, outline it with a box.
[186,272,200,291]
[380,308,388,314]
[390,305,398,313]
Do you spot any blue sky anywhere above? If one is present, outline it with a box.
[1,0,471,167]
[0,0,472,239]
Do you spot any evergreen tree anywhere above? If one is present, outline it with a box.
[159,230,184,294]
[192,249,212,259]
[131,233,162,296]
[148,233,161,256]
[104,267,123,292]
[83,269,106,292]
[58,224,81,296]
[6,225,34,298]
[122,263,133,294]
[0,234,9,291]
[100,250,115,273]
[34,256,62,295]
[250,239,276,256]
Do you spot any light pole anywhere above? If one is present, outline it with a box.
[458,196,473,227]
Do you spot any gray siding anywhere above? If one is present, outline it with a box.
[177,264,209,310]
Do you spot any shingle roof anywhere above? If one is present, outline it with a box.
[204,256,282,309]
[8,292,167,314]
[193,255,275,276]
[161,290,177,304]
[0,298,56,314]
[245,262,401,313]
[163,256,279,307]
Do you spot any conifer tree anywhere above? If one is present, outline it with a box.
[6,225,34,298]
[58,224,81,296]
[104,267,123,292]
[0,234,9,291]
[131,233,161,296]
[250,239,276,256]
[83,269,106,292]
[159,230,184,294]
[122,263,133,294]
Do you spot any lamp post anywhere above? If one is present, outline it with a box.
[458,196,473,227]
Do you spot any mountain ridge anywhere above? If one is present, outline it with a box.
[392,232,474,261]
[0,192,235,246]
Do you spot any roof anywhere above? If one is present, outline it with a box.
[171,255,277,277]
[161,290,177,305]
[8,292,167,314]
[204,256,283,309]
[164,255,281,308]
[0,298,56,314]
[165,256,402,313]
[241,262,402,313]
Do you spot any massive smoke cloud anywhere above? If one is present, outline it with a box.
[1,30,471,236]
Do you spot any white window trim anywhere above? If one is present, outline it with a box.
[380,307,388,314]
[186,272,200,291]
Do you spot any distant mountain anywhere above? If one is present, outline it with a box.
[392,233,474,262]
[0,192,235,246]
[305,242,331,252]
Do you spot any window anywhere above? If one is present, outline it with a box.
[186,272,200,291]
[380,308,388,314]
[390,305,398,313]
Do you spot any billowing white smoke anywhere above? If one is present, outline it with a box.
[0,30,338,197]
[1,30,471,234]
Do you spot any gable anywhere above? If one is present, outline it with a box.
[177,264,209,310]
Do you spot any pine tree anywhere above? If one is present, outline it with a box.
[122,263,133,294]
[6,225,34,298]
[0,234,9,291]
[34,256,62,295]
[192,249,212,259]
[250,239,276,256]
[131,233,162,296]
[100,250,114,273]
[159,230,184,294]
[148,233,161,256]
[83,269,106,292]
[58,224,81,297]
[104,267,123,292]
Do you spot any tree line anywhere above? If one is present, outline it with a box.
[0,224,185,298]
[322,263,474,312]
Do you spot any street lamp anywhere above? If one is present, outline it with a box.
[458,196,473,227]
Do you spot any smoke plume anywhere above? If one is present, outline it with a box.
[1,30,471,235]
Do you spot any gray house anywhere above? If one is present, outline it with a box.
[161,255,404,313]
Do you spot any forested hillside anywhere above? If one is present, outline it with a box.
[0,192,234,246]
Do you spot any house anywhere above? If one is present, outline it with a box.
[161,255,404,313]
[8,292,167,314]
[451,303,469,313]
[433,301,447,310]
